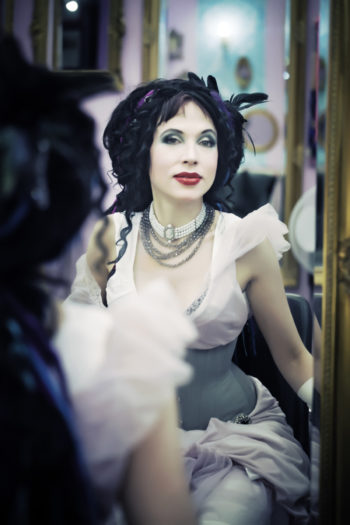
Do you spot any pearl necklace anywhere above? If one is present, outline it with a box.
[149,202,206,243]
[140,204,215,267]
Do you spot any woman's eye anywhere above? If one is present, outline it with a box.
[199,137,216,148]
[162,135,181,144]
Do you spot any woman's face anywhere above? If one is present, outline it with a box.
[149,101,218,206]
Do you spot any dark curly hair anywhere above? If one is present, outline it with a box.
[0,36,112,320]
[0,36,114,524]
[103,73,267,262]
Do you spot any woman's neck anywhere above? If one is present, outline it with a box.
[152,199,204,227]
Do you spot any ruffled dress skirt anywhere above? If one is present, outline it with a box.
[180,376,310,524]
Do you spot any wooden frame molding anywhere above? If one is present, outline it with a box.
[142,0,160,82]
[30,0,49,65]
[30,0,124,89]
[281,0,308,287]
[3,0,15,33]
[320,0,350,523]
[108,0,125,90]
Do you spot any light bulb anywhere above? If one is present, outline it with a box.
[65,1,79,13]
[217,20,232,41]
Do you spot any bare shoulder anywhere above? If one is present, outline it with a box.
[236,238,280,290]
[86,215,117,290]
[87,215,116,261]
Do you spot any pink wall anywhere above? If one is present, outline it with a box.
[264,0,286,175]
[165,0,198,78]
[13,0,34,61]
[121,0,143,91]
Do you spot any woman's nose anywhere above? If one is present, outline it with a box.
[182,142,198,165]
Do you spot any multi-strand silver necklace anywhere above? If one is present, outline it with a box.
[140,202,215,268]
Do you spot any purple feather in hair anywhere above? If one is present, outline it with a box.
[136,89,155,109]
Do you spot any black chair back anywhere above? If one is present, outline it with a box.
[233,293,312,454]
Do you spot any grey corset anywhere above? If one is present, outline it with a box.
[178,340,257,430]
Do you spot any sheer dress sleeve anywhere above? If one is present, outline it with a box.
[53,280,196,513]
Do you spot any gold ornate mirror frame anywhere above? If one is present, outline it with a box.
[3,0,14,33]
[319,0,350,523]
[142,0,160,82]
[281,0,308,287]
[30,0,124,90]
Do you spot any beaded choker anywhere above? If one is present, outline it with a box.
[149,202,206,243]
[140,203,215,268]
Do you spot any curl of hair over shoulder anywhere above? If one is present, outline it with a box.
[103,73,268,218]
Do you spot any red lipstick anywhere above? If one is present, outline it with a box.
[173,172,201,186]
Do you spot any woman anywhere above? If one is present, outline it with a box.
[0,37,197,525]
[69,73,313,524]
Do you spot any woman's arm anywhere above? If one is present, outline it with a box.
[121,395,197,525]
[238,239,313,394]
[86,216,116,301]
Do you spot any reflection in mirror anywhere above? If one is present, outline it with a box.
[315,0,330,272]
[51,0,124,88]
[155,1,332,522]
[58,0,102,70]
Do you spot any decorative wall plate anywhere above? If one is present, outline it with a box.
[244,109,279,153]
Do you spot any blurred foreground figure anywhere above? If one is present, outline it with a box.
[0,36,197,525]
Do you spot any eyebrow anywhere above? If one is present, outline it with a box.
[160,128,217,136]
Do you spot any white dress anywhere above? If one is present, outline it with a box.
[67,204,310,524]
[54,280,196,522]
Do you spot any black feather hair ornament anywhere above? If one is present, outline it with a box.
[206,74,267,123]
[187,73,267,112]
[206,73,267,111]
[186,73,268,153]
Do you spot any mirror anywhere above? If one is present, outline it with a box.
[56,0,106,70]
[29,0,124,88]
[149,1,341,522]
[2,0,123,88]
[317,0,350,523]
[314,0,330,275]
[5,0,350,521]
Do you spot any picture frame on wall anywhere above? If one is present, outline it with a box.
[168,29,183,60]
